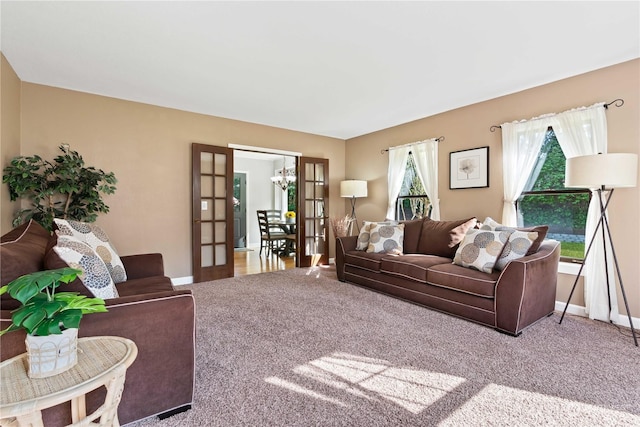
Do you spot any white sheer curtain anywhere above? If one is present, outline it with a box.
[386,146,410,220]
[549,103,617,322]
[500,118,549,226]
[411,140,441,220]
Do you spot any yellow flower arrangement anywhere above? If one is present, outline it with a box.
[285,211,296,219]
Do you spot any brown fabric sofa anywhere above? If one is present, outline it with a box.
[335,218,561,336]
[1,220,195,425]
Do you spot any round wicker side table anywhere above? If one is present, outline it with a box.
[0,336,138,427]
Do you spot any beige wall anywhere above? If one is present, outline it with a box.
[15,83,345,278]
[0,54,21,234]
[4,54,639,318]
[345,59,640,318]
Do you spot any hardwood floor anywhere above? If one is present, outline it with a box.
[234,248,295,276]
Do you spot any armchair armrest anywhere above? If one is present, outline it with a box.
[335,236,358,281]
[121,253,165,279]
[494,240,561,335]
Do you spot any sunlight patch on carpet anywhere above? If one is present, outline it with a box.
[264,377,348,407]
[441,383,640,426]
[266,352,466,414]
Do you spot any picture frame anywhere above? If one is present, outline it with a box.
[449,146,489,189]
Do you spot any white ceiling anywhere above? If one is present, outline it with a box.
[1,1,638,140]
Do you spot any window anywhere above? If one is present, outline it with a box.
[396,152,430,220]
[516,128,590,261]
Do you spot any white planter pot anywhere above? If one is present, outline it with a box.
[25,328,78,378]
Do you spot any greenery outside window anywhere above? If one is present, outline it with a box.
[516,128,590,262]
[396,153,430,220]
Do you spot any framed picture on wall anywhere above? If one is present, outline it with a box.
[449,146,489,189]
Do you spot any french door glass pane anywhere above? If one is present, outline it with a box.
[201,246,213,268]
[201,223,212,245]
[201,152,213,174]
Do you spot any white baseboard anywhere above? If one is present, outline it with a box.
[555,301,639,329]
[171,276,193,286]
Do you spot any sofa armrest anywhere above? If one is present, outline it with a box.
[121,253,165,279]
[335,236,358,281]
[1,289,196,425]
[494,240,561,335]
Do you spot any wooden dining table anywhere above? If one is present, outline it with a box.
[271,220,296,256]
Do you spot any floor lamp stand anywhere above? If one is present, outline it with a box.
[349,196,360,235]
[559,188,638,346]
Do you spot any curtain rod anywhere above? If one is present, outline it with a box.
[488,98,624,132]
[380,136,445,154]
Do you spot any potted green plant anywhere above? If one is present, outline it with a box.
[0,267,108,378]
[2,144,117,231]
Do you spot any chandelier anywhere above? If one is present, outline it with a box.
[271,157,296,191]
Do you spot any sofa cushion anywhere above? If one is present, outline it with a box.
[0,220,51,286]
[480,217,548,255]
[400,219,423,254]
[54,219,127,283]
[366,223,405,254]
[115,276,174,297]
[494,230,539,271]
[453,229,511,273]
[343,251,387,272]
[417,217,477,258]
[426,263,500,298]
[380,254,452,283]
[52,235,120,299]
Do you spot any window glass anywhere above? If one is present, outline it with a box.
[396,153,430,220]
[517,129,589,261]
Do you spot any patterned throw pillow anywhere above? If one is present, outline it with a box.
[54,219,127,283]
[480,217,548,255]
[356,221,378,251]
[453,229,513,273]
[366,223,405,255]
[53,236,119,299]
[494,230,539,271]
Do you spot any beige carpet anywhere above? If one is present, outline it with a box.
[128,266,640,426]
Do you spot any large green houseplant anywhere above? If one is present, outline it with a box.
[2,144,117,231]
[0,267,107,377]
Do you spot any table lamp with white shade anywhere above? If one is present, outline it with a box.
[559,153,638,346]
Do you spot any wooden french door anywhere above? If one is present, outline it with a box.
[191,143,234,282]
[297,157,329,267]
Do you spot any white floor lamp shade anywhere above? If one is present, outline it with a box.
[340,180,368,198]
[340,180,368,234]
[565,153,637,188]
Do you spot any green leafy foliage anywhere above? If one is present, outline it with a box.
[518,130,589,260]
[0,267,107,336]
[2,145,117,231]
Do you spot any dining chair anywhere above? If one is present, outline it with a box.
[257,210,287,256]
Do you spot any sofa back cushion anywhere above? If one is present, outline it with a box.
[1,220,51,286]
[1,220,52,308]
[417,217,477,258]
[400,219,423,254]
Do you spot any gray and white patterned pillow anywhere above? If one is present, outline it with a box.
[453,229,512,273]
[54,219,127,283]
[366,223,405,255]
[494,230,539,271]
[53,235,119,299]
[356,221,376,251]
